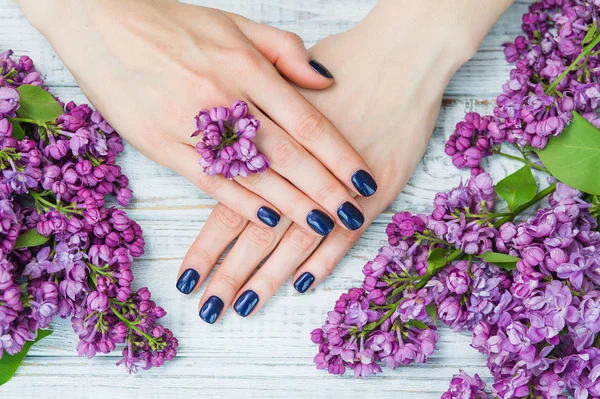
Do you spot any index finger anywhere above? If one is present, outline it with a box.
[245,75,378,198]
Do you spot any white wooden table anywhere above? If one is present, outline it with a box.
[0,1,535,398]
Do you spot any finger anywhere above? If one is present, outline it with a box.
[224,12,335,88]
[197,217,293,324]
[292,195,389,290]
[249,108,366,233]
[233,224,322,316]
[175,203,248,295]
[236,168,337,237]
[247,75,379,199]
[167,142,282,228]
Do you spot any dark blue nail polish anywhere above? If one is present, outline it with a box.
[294,272,315,294]
[337,202,365,231]
[176,268,200,295]
[234,290,259,317]
[199,296,224,324]
[257,206,280,227]
[351,170,378,197]
[309,60,334,79]
[306,210,334,236]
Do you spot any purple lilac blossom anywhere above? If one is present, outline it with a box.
[0,49,177,371]
[193,100,269,179]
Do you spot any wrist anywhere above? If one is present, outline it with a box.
[16,0,177,38]
[353,0,514,78]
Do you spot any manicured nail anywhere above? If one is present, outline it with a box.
[351,170,378,197]
[199,295,224,324]
[294,272,315,294]
[309,60,334,79]
[337,202,365,231]
[176,268,200,295]
[306,210,334,236]
[257,206,280,227]
[234,290,259,317]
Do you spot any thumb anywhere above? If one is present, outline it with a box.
[225,12,334,89]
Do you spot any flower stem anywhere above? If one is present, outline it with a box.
[109,303,163,349]
[546,32,600,94]
[494,183,557,227]
[361,248,462,336]
[494,150,549,173]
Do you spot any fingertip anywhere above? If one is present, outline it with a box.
[293,271,316,294]
[309,60,334,79]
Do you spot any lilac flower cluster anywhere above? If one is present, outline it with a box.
[313,165,600,397]
[312,172,499,378]
[0,50,177,372]
[193,100,269,179]
[446,0,600,170]
[442,370,487,399]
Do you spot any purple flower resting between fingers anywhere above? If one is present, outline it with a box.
[193,100,269,179]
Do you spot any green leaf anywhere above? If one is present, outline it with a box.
[478,252,521,270]
[427,248,451,275]
[583,23,598,46]
[9,120,25,140]
[494,166,537,212]
[14,228,51,249]
[0,329,53,386]
[426,303,437,325]
[16,85,64,122]
[405,320,429,330]
[536,111,600,195]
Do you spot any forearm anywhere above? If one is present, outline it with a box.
[354,0,514,74]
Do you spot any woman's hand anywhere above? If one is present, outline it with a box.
[177,0,514,322]
[16,0,378,236]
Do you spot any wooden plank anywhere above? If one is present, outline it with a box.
[0,0,540,397]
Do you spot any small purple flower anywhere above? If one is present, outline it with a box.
[193,100,269,179]
[0,86,19,117]
[441,370,487,399]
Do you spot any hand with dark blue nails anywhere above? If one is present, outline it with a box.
[175,8,466,320]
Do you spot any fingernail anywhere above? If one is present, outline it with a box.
[234,290,259,317]
[199,295,224,324]
[176,268,200,295]
[351,170,378,197]
[294,272,315,294]
[337,202,365,231]
[257,206,280,227]
[309,60,334,79]
[306,210,334,236]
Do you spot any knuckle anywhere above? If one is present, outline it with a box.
[295,110,326,143]
[262,274,280,294]
[188,245,211,264]
[316,182,339,204]
[341,230,362,245]
[288,227,318,252]
[213,270,241,291]
[240,168,266,186]
[234,46,264,68]
[213,205,245,231]
[198,173,225,195]
[245,224,277,250]
[270,138,298,168]
[192,74,221,97]
[282,31,304,49]
[315,251,337,274]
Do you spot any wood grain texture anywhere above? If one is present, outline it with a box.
[0,1,537,398]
